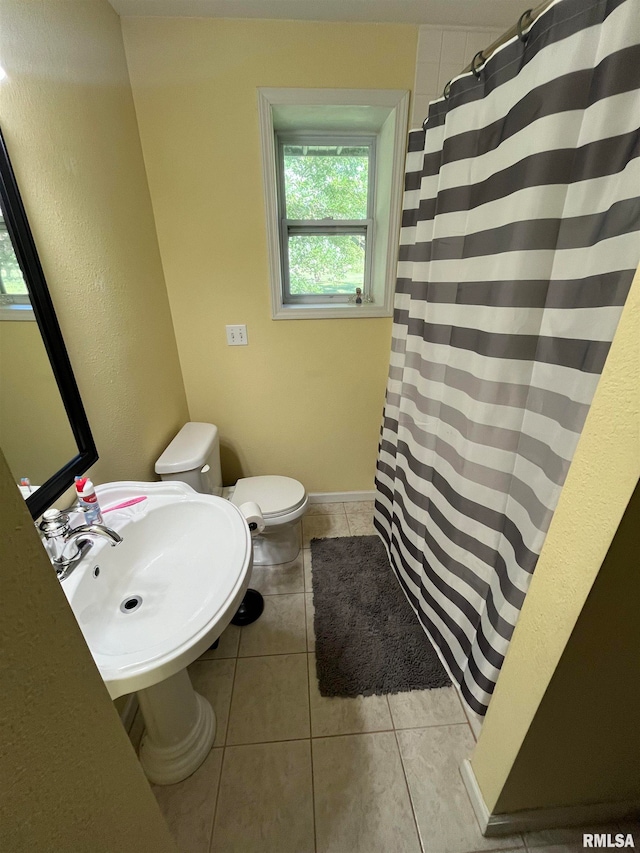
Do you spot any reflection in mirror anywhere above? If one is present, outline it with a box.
[0,201,78,489]
[0,201,29,304]
[0,128,97,518]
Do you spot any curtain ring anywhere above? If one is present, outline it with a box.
[517,9,533,43]
[422,115,429,131]
[471,51,484,79]
[443,80,452,100]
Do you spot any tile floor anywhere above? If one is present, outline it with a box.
[131,501,637,853]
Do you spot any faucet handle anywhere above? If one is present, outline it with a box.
[39,508,71,539]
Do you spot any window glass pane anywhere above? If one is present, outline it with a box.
[0,208,28,295]
[283,144,369,220]
[288,233,365,296]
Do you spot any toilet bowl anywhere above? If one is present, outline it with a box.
[155,423,307,565]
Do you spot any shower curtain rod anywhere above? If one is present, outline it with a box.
[424,0,556,114]
[461,0,555,73]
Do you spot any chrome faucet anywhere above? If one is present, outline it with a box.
[39,508,123,580]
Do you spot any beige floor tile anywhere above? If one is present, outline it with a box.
[343,500,375,514]
[397,725,523,853]
[212,740,314,853]
[249,553,305,595]
[346,510,377,536]
[305,592,315,651]
[525,824,623,848]
[302,514,350,547]
[388,686,467,729]
[313,731,421,853]
[305,502,346,516]
[303,548,312,591]
[308,654,393,737]
[198,623,240,660]
[226,653,310,745]
[238,593,307,657]
[464,704,484,740]
[188,658,236,747]
[153,747,223,853]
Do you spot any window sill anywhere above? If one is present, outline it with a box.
[0,302,35,321]
[273,302,392,320]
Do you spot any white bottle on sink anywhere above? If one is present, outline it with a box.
[75,476,103,524]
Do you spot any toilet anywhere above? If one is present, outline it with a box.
[155,422,307,566]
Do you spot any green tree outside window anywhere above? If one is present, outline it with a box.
[283,145,370,295]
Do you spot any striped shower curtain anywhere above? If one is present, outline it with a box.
[374,0,640,716]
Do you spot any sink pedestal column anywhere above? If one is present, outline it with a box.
[137,668,215,785]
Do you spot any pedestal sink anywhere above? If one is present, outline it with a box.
[61,481,252,784]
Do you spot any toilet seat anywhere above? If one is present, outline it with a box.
[230,475,307,525]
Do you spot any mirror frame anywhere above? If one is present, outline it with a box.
[0,128,97,519]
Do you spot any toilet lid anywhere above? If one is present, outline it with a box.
[230,476,306,518]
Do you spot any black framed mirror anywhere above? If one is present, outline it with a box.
[0,127,97,519]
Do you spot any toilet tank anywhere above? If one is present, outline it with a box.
[155,422,223,496]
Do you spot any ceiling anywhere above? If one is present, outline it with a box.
[106,0,519,29]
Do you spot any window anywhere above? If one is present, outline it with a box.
[0,204,33,321]
[278,137,375,304]
[258,89,409,319]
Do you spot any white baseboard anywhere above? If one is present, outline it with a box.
[460,759,493,833]
[461,759,640,836]
[308,491,377,503]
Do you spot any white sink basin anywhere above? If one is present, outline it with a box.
[62,481,253,700]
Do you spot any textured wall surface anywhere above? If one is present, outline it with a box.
[122,17,416,492]
[0,0,188,488]
[471,266,640,812]
[0,449,177,852]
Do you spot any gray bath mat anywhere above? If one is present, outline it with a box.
[310,535,451,697]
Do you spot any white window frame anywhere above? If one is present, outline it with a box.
[258,88,409,320]
[0,292,33,322]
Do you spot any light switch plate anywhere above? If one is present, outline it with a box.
[226,324,248,346]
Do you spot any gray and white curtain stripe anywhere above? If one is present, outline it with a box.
[374,0,640,716]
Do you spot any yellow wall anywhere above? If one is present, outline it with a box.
[471,267,640,813]
[0,448,177,852]
[494,484,640,812]
[122,18,417,491]
[0,0,188,488]
[0,319,76,485]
